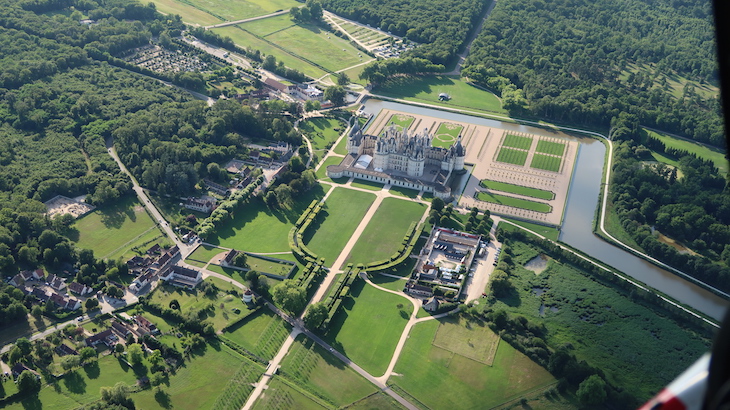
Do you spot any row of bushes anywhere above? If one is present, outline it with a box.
[198,176,264,239]
[322,267,361,329]
[289,199,323,263]
[296,261,326,294]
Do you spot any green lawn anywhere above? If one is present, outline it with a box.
[223,309,291,361]
[487,240,711,401]
[149,279,251,331]
[333,133,349,155]
[316,156,343,180]
[299,117,346,155]
[71,196,161,260]
[382,113,415,133]
[133,343,254,410]
[241,13,297,36]
[392,318,556,409]
[305,188,376,266]
[476,192,552,213]
[345,198,427,266]
[495,147,528,166]
[503,134,534,150]
[175,0,299,22]
[252,379,325,410]
[350,180,384,191]
[375,75,505,114]
[244,254,294,277]
[535,140,566,156]
[530,153,562,172]
[323,280,410,375]
[208,184,327,253]
[147,0,223,25]
[432,122,463,148]
[186,244,225,264]
[644,128,728,174]
[479,180,554,200]
[213,26,327,79]
[280,335,378,407]
[388,186,420,199]
[499,219,560,241]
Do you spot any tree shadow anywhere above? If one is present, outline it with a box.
[131,363,149,378]
[63,370,87,394]
[499,286,522,308]
[83,361,100,379]
[19,393,42,410]
[154,389,173,409]
[63,227,80,242]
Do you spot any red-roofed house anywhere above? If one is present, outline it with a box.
[68,282,93,296]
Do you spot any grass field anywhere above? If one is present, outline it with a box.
[316,156,343,180]
[500,219,560,241]
[252,379,324,410]
[305,188,376,266]
[349,180,384,191]
[213,26,327,79]
[503,134,533,150]
[241,13,297,36]
[488,240,711,401]
[186,244,225,265]
[209,184,327,253]
[644,128,728,174]
[388,186,420,199]
[530,153,563,172]
[147,0,223,25]
[149,279,251,331]
[496,147,528,166]
[162,0,299,23]
[375,75,505,114]
[432,122,463,148]
[324,280,409,375]
[391,317,556,409]
[280,335,378,407]
[133,343,251,410]
[383,114,415,132]
[299,117,346,157]
[333,134,349,155]
[244,254,294,277]
[223,309,291,360]
[479,180,554,200]
[476,192,552,213]
[71,196,161,260]
[345,198,427,266]
[536,140,566,156]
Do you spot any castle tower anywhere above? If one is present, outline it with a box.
[347,117,363,155]
[453,136,466,171]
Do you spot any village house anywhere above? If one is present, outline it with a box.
[289,83,324,101]
[110,320,133,338]
[423,296,440,312]
[85,329,115,347]
[183,196,217,214]
[46,274,66,291]
[134,315,158,335]
[32,287,49,302]
[221,249,238,267]
[68,282,94,296]
[405,281,434,298]
[159,265,202,289]
[55,344,78,357]
[129,271,155,294]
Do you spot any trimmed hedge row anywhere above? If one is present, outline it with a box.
[289,200,324,263]
[322,269,361,329]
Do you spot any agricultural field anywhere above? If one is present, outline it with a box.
[305,188,376,266]
[71,196,163,260]
[209,184,328,253]
[535,140,566,156]
[476,191,552,213]
[345,197,427,266]
[148,278,251,331]
[210,358,266,410]
[503,134,534,150]
[644,128,728,174]
[495,147,528,166]
[531,153,563,172]
[323,280,410,375]
[479,180,555,200]
[374,75,505,114]
[488,240,712,401]
[222,309,291,361]
[432,122,463,148]
[383,114,415,132]
[252,379,324,410]
[391,317,556,409]
[280,335,378,407]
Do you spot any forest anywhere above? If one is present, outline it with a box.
[0,0,300,327]
[462,0,724,147]
[320,0,490,65]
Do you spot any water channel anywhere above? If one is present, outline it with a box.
[361,99,730,320]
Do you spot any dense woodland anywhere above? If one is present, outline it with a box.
[321,0,490,65]
[462,0,724,147]
[0,0,300,327]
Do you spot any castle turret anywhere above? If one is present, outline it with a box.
[453,136,466,171]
